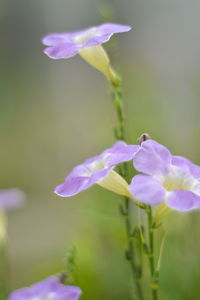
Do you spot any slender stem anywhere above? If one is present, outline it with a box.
[146,206,158,300]
[123,197,144,300]
[110,78,144,300]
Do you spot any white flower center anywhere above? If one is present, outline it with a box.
[158,166,197,192]
[73,27,97,44]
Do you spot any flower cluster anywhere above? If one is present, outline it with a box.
[55,139,200,213]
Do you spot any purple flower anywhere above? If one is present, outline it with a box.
[8,276,82,300]
[55,141,139,198]
[42,23,131,59]
[42,23,131,85]
[0,188,25,241]
[129,139,200,211]
[0,188,25,211]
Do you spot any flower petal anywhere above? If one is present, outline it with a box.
[172,155,200,180]
[83,33,113,47]
[166,190,200,211]
[134,139,171,176]
[44,43,79,59]
[129,174,166,205]
[97,23,132,35]
[103,141,139,167]
[54,176,91,197]
[42,33,75,46]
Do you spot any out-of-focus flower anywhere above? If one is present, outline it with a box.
[55,141,139,198]
[8,276,82,300]
[129,139,200,213]
[0,188,25,211]
[0,188,25,241]
[42,23,131,85]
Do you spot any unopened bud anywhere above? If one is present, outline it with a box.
[138,133,151,145]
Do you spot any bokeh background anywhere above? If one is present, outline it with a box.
[1,0,200,299]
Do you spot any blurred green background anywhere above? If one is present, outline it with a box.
[1,0,200,299]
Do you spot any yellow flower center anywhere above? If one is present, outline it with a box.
[161,167,195,192]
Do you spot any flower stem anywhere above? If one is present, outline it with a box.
[110,76,144,300]
[122,197,144,300]
[146,206,159,300]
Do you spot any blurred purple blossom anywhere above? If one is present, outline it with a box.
[8,276,82,300]
[42,23,131,59]
[0,188,25,211]
[129,139,200,211]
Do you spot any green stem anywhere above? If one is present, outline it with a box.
[110,78,144,300]
[123,198,144,300]
[146,206,158,300]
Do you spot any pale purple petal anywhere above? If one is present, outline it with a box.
[55,177,91,197]
[44,43,79,59]
[0,188,25,211]
[54,167,112,197]
[83,33,113,47]
[103,141,139,167]
[129,174,166,205]
[42,33,75,46]
[134,139,171,176]
[172,156,200,180]
[97,23,131,35]
[8,276,82,300]
[166,190,200,211]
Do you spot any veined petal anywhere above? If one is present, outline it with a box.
[54,176,91,197]
[134,139,171,176]
[44,43,79,59]
[129,174,166,205]
[166,190,200,211]
[103,141,139,167]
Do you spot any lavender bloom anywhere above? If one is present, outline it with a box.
[0,188,25,211]
[42,23,131,84]
[0,188,25,241]
[42,23,131,59]
[55,141,139,198]
[8,276,82,300]
[129,139,200,212]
